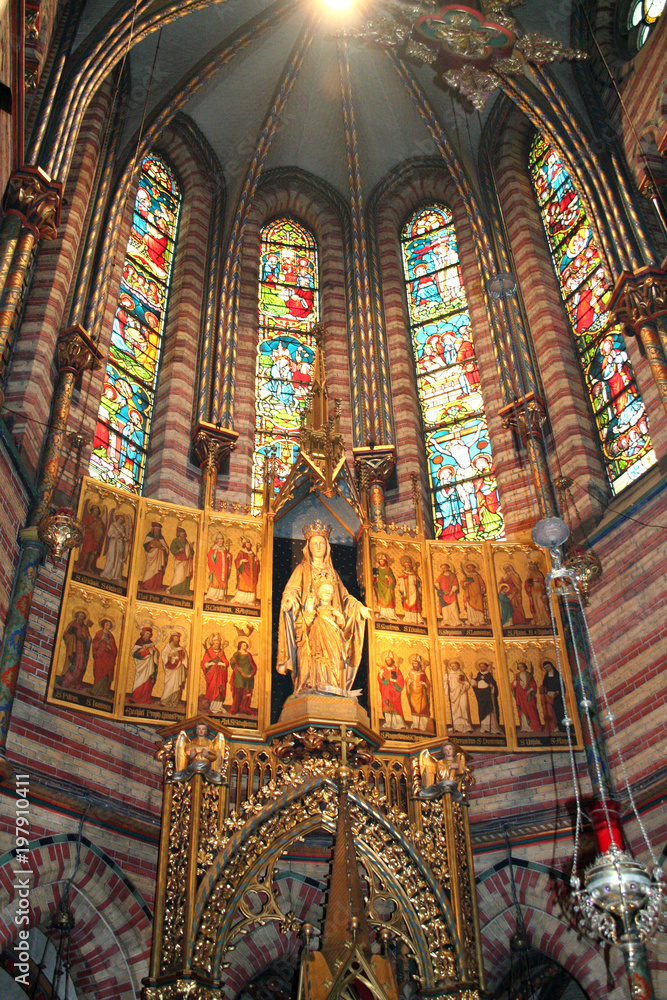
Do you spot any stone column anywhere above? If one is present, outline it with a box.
[0,324,100,780]
[192,420,239,510]
[609,262,667,415]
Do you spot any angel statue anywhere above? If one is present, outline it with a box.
[277,521,371,698]
[174,723,226,781]
[413,741,473,800]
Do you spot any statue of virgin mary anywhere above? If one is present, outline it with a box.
[276,521,370,697]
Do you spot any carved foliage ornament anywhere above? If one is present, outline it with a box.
[609,265,667,335]
[341,0,584,110]
[3,167,62,240]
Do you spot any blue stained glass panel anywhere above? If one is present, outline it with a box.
[529,135,656,493]
[90,154,181,493]
[401,205,503,540]
[252,218,319,510]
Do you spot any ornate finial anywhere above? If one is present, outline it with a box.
[302,520,332,540]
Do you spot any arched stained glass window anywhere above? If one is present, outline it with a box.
[529,135,656,493]
[252,217,320,511]
[90,154,181,493]
[400,205,503,540]
[623,0,666,52]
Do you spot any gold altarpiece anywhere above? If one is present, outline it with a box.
[45,333,581,1000]
[46,475,580,753]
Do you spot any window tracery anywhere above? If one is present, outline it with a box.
[529,134,656,493]
[89,154,181,494]
[252,217,320,511]
[621,0,666,52]
[400,205,503,540]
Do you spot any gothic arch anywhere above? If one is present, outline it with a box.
[0,833,152,999]
[475,862,626,1000]
[368,160,515,532]
[189,775,460,989]
[481,98,664,524]
[84,114,225,506]
[224,169,354,504]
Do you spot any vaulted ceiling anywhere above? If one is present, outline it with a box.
[66,0,582,208]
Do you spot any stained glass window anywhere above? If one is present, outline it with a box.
[400,206,503,541]
[90,154,181,493]
[625,0,665,51]
[252,217,320,511]
[529,135,656,493]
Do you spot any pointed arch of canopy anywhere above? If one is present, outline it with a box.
[188,775,461,988]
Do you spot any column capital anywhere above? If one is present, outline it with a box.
[191,420,238,470]
[498,391,547,441]
[56,324,102,375]
[609,260,667,336]
[3,166,62,240]
[352,444,395,485]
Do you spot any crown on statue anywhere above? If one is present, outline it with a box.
[302,520,332,540]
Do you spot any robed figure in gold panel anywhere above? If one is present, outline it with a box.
[277,521,370,697]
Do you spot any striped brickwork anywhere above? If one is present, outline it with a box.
[491,108,667,517]
[0,444,29,635]
[589,3,667,205]
[77,122,219,507]
[0,834,152,998]
[0,4,11,201]
[371,163,537,535]
[2,80,114,478]
[221,173,354,506]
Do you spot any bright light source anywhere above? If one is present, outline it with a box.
[321,0,355,10]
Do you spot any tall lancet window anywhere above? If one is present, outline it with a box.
[529,135,656,493]
[401,205,503,540]
[90,154,181,493]
[252,217,320,511]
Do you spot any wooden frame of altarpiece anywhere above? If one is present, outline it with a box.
[46,475,582,753]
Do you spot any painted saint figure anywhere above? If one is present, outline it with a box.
[91,618,117,698]
[471,660,502,734]
[540,660,566,733]
[406,654,432,731]
[277,523,370,697]
[141,522,169,591]
[435,562,461,626]
[76,505,106,574]
[524,561,551,627]
[461,562,486,626]
[229,640,258,715]
[169,527,195,597]
[201,633,229,714]
[512,662,543,732]
[100,512,131,584]
[397,556,424,624]
[498,563,528,626]
[373,552,397,620]
[59,610,92,690]
[205,532,232,602]
[160,632,188,708]
[378,651,406,730]
[446,661,473,733]
[130,626,160,703]
[233,538,260,606]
